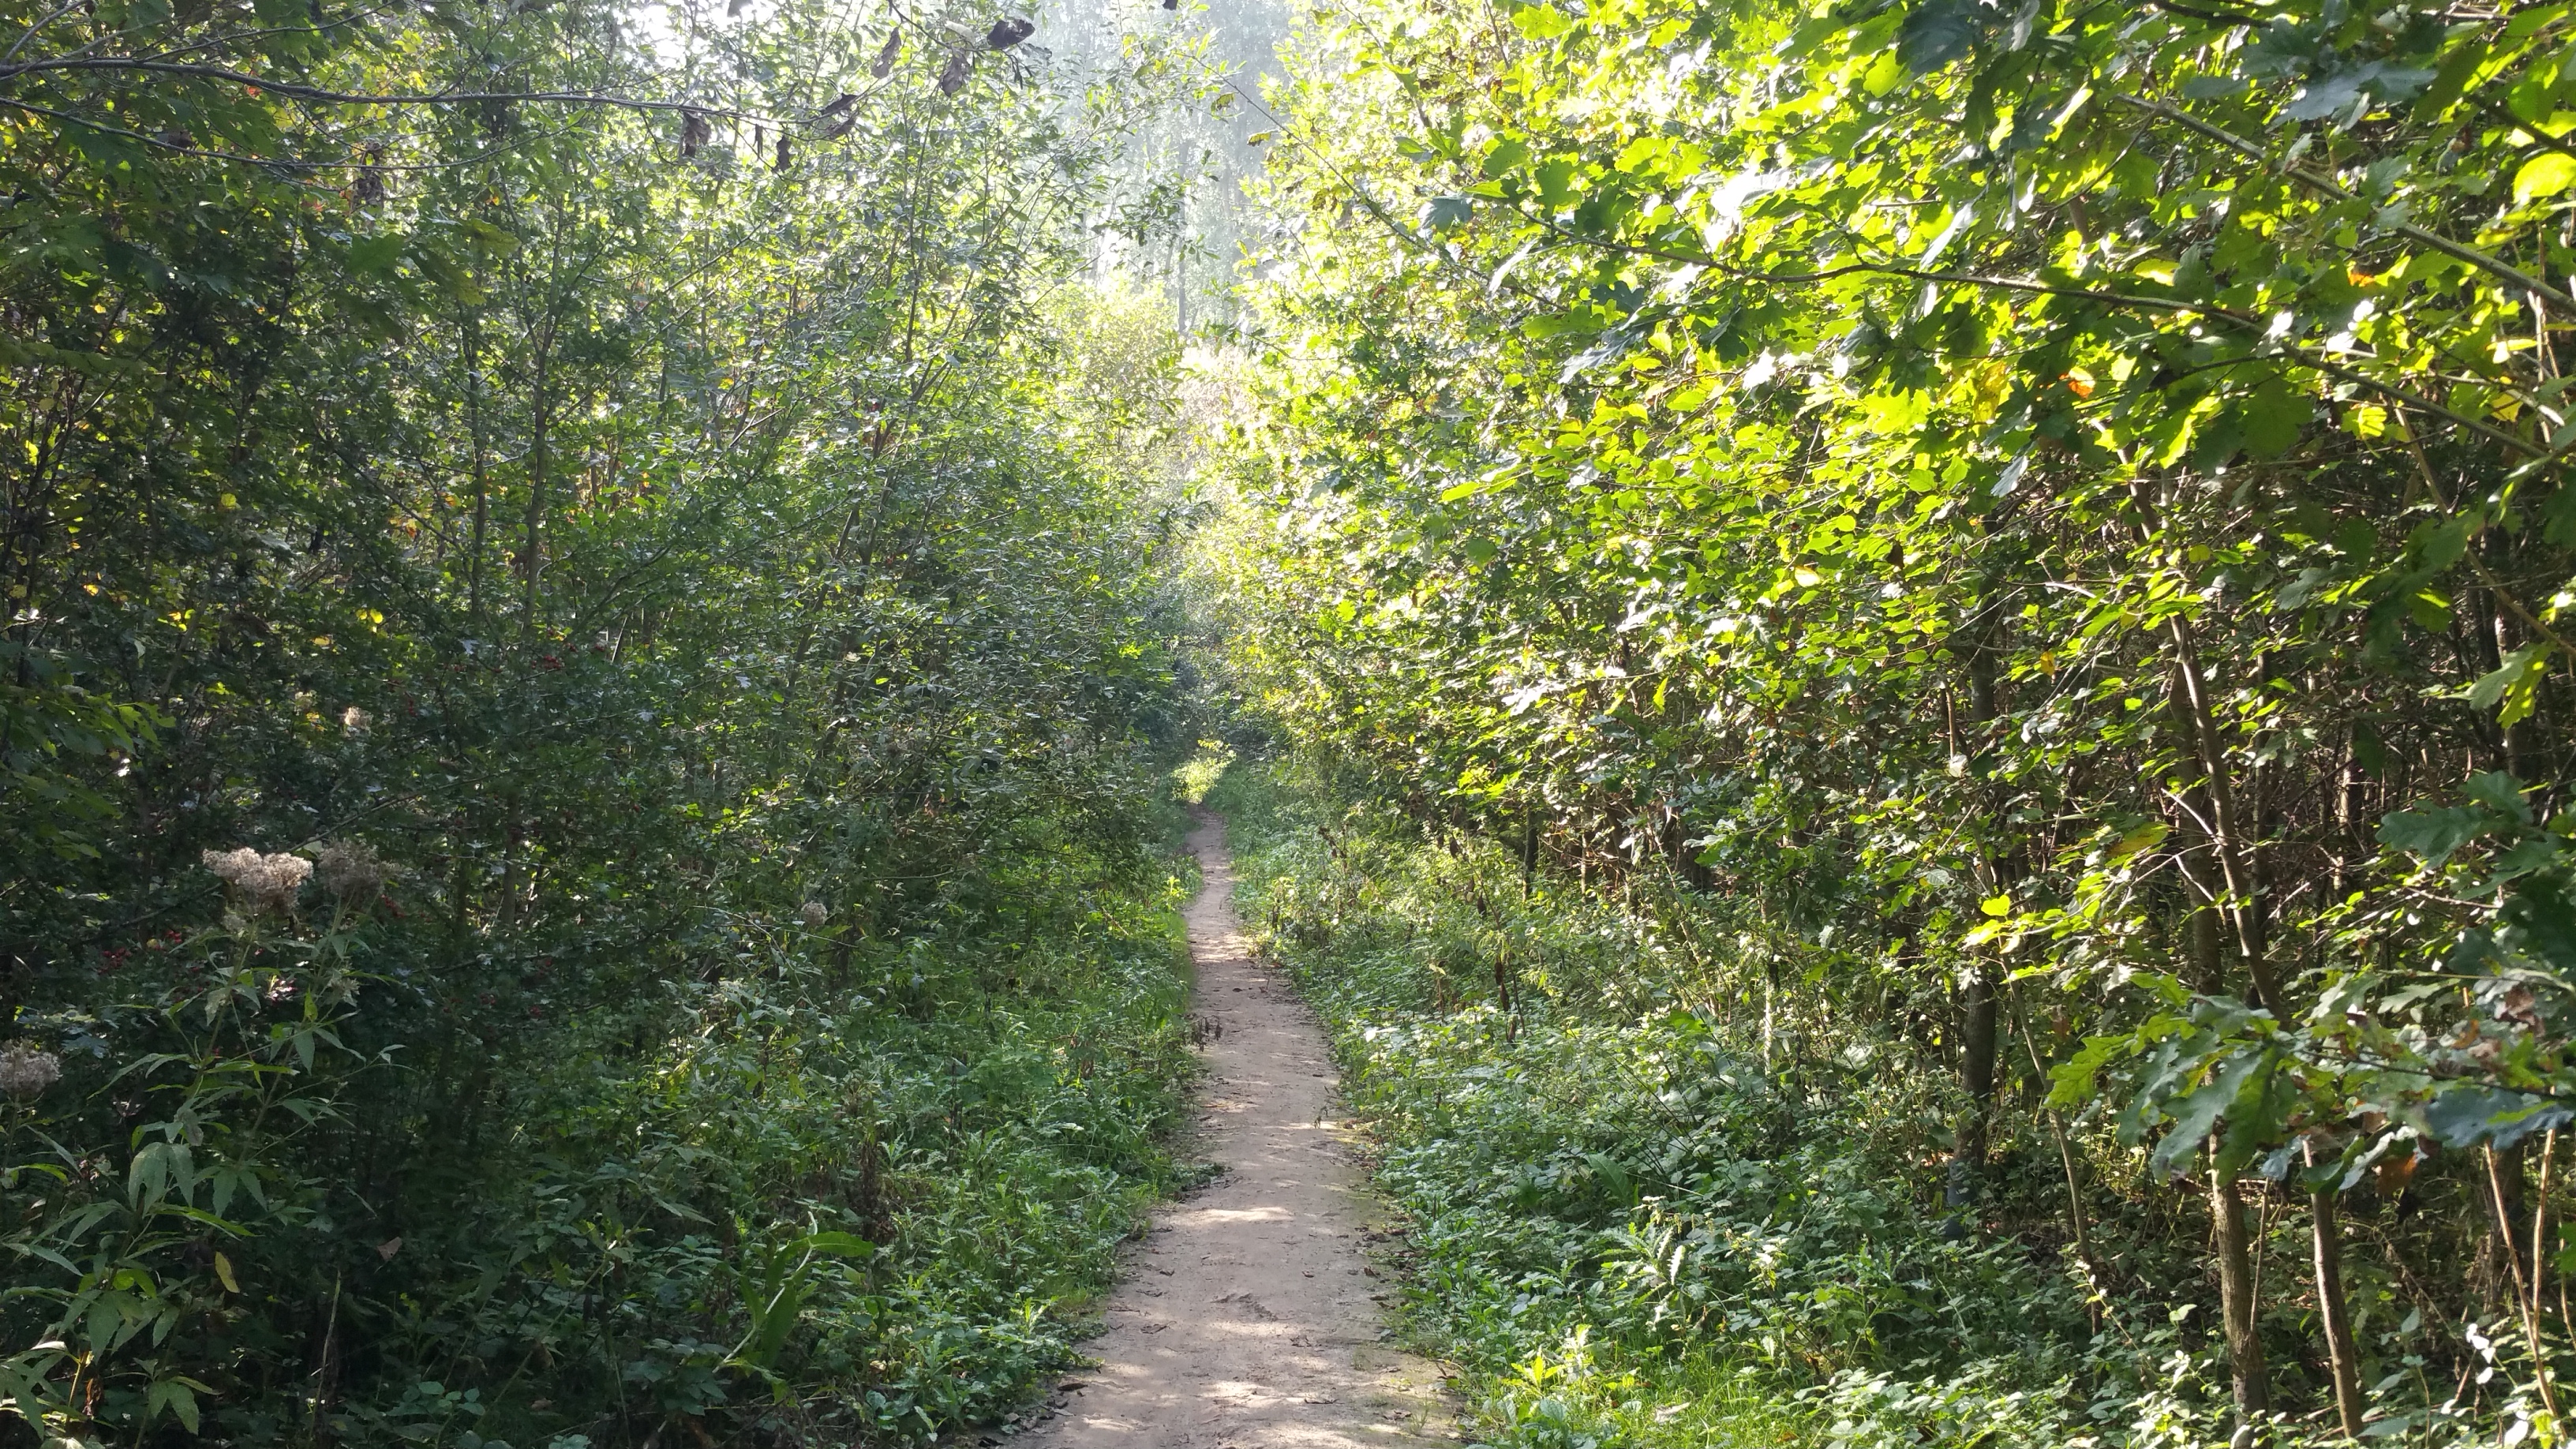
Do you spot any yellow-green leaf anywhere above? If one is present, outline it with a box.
[2514,152,2576,204]
[1863,51,1906,96]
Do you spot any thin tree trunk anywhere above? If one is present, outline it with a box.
[1949,598,2006,1173]
[2305,1143,2364,1438]
[1960,968,1998,1165]
[2125,485,2282,1019]
[464,309,489,623]
[1522,813,1538,897]
[1761,953,1777,1073]
[2013,987,2089,1264]
[2166,620,2284,1016]
[2210,1160,2271,1426]
[2186,898,2226,994]
[521,320,555,636]
[2488,1144,2564,1425]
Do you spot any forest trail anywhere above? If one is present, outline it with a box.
[1029,813,1458,1449]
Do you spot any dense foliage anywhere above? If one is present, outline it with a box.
[1201,0,2576,1441]
[1225,764,2243,1448]
[0,0,1222,1436]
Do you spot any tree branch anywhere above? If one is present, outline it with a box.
[2111,91,2576,315]
[0,55,787,125]
[1514,218,2552,463]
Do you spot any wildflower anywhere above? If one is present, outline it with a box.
[313,840,389,899]
[0,1043,62,1099]
[799,900,829,928]
[202,847,313,912]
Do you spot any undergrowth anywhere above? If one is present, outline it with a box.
[2,803,1200,1447]
[1213,761,2438,1449]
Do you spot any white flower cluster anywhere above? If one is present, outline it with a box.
[202,848,314,912]
[0,1043,62,1100]
[314,840,389,898]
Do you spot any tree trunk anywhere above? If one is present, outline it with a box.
[1960,966,1998,1167]
[2210,1163,2271,1426]
[2015,989,2090,1265]
[2308,1162,2364,1438]
[521,319,555,635]
[1522,813,1538,897]
[464,309,489,623]
[2125,483,2283,1020]
[1949,598,2007,1176]
[2186,899,2226,994]
[2165,623,2284,1016]
[2487,1144,2564,1425]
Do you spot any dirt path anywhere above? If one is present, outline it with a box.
[1025,812,1455,1449]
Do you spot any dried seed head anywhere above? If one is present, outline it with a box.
[202,848,314,912]
[799,900,829,928]
[0,1043,62,1100]
[314,840,390,898]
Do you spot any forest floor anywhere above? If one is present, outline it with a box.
[1026,812,1458,1449]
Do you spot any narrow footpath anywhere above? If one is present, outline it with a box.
[1028,813,1456,1449]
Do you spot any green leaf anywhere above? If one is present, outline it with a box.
[2376,803,2489,867]
[148,1377,203,1433]
[2423,1085,2570,1150]
[1508,4,1572,39]
[788,1230,876,1258]
[1481,139,1530,179]
[347,234,403,275]
[2148,1048,2266,1180]
[1421,196,1474,232]
[411,245,486,305]
[1535,159,1577,207]
[1897,0,1978,74]
[2104,820,2168,862]
[2415,39,2490,117]
[2241,379,2310,458]
[2048,1034,2128,1110]
[2469,642,2552,727]
[457,218,522,256]
[2516,153,2576,204]
[2502,875,2576,972]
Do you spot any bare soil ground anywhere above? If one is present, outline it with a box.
[1020,812,1458,1449]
